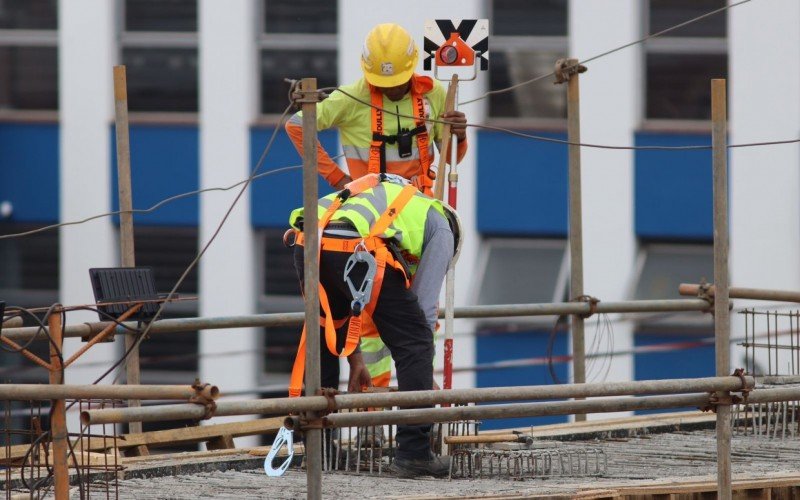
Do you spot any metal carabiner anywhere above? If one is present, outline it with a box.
[264,426,294,477]
[343,241,377,316]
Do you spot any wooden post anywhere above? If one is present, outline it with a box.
[48,308,69,500]
[300,77,322,500]
[113,66,144,437]
[712,78,732,500]
[564,59,587,421]
[433,74,458,201]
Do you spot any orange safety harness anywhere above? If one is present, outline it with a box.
[287,184,418,397]
[368,86,435,194]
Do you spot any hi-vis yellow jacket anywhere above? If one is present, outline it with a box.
[285,74,467,191]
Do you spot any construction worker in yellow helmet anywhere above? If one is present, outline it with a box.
[285,23,468,391]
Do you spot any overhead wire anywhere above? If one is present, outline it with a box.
[459,0,753,106]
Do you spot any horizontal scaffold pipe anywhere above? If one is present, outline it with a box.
[3,298,711,343]
[318,393,713,428]
[0,384,218,401]
[80,375,751,425]
[317,386,800,429]
[679,283,800,303]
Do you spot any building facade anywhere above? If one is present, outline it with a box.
[1,1,798,431]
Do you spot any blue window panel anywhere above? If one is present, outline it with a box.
[0,123,59,223]
[477,130,568,236]
[476,330,569,430]
[250,127,338,228]
[635,132,713,240]
[110,124,199,226]
[633,331,714,415]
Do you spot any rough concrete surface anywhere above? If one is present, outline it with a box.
[71,429,800,499]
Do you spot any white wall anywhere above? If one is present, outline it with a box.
[730,0,800,371]
[198,0,260,445]
[340,0,486,389]
[58,0,117,428]
[569,0,641,407]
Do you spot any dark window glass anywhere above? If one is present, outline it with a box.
[263,0,336,34]
[646,53,726,120]
[492,0,567,36]
[265,326,301,373]
[488,50,566,119]
[261,49,336,114]
[122,48,198,112]
[634,246,713,300]
[0,224,58,291]
[125,0,197,32]
[133,226,198,294]
[649,0,726,38]
[0,0,57,30]
[0,46,58,110]
[263,229,300,296]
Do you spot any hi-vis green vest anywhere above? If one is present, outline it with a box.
[289,181,445,274]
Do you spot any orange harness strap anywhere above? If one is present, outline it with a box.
[288,185,417,397]
[368,87,434,195]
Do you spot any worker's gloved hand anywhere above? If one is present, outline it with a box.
[347,351,373,393]
[441,110,467,142]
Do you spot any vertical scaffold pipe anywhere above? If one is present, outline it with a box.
[300,77,322,500]
[711,78,732,500]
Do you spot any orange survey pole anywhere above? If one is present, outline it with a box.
[48,307,69,500]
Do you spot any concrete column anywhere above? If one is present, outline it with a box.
[58,0,117,415]
[341,1,485,390]
[569,0,641,401]
[198,0,260,444]
[730,2,800,369]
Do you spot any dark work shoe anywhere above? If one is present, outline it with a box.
[388,455,451,478]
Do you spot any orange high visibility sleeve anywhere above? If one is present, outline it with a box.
[285,120,347,188]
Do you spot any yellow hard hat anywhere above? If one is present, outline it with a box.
[360,23,418,88]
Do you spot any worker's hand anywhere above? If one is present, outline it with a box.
[333,175,353,190]
[347,352,373,393]
[441,110,467,142]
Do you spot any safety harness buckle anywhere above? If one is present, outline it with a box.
[343,241,377,316]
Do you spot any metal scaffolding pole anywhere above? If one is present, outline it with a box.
[0,383,218,401]
[711,78,731,500]
[81,375,754,425]
[2,299,712,343]
[299,77,322,500]
[680,283,800,304]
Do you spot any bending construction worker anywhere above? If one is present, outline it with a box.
[285,174,458,477]
[286,22,468,388]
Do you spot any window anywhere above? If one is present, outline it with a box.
[120,0,198,113]
[645,0,727,121]
[630,243,713,327]
[256,229,304,375]
[0,1,58,112]
[259,0,338,115]
[474,238,569,327]
[488,0,568,121]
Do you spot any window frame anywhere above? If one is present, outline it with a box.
[642,1,728,127]
[117,0,200,122]
[255,0,337,123]
[0,26,59,120]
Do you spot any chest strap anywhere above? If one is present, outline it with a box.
[288,185,417,397]
[368,87,433,193]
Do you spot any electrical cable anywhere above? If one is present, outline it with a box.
[89,102,297,388]
[0,157,332,241]
[459,0,753,106]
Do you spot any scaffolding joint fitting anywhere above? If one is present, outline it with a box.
[189,379,218,420]
[315,387,340,416]
[572,295,600,319]
[553,58,587,85]
[701,390,744,413]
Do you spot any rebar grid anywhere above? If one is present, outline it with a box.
[736,309,800,439]
[77,398,123,499]
[449,447,607,480]
[2,399,51,499]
